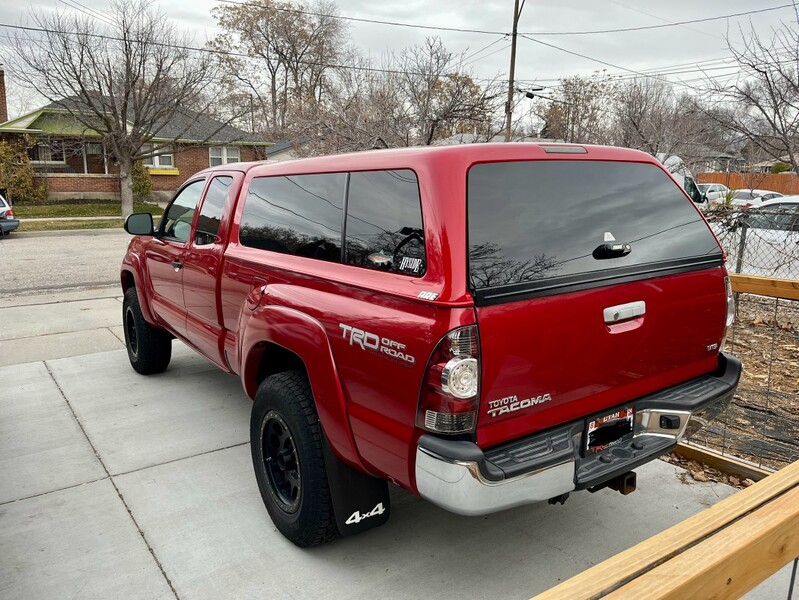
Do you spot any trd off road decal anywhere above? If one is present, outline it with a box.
[339,323,416,365]
[486,393,552,417]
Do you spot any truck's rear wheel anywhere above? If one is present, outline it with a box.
[250,370,338,547]
[122,287,172,374]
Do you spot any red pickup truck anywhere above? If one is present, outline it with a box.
[121,143,741,547]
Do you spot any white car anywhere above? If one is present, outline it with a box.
[726,189,783,208]
[698,183,729,203]
[711,197,799,279]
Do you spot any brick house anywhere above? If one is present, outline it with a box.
[0,76,271,202]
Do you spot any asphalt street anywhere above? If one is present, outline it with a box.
[0,228,130,298]
[0,228,795,599]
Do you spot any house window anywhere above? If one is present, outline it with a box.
[29,140,65,163]
[142,144,174,168]
[85,142,103,155]
[209,146,241,167]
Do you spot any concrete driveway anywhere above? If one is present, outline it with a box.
[1,235,795,599]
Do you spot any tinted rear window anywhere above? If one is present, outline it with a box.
[467,161,721,291]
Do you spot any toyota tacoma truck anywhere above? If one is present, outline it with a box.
[121,143,741,547]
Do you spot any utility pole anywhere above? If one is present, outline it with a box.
[504,0,525,142]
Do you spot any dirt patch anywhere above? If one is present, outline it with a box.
[662,453,755,489]
[690,294,798,470]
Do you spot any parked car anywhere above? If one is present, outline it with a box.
[724,189,783,208]
[121,143,741,547]
[0,193,19,236]
[722,197,799,279]
[698,183,729,203]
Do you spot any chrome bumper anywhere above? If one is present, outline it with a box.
[415,354,741,516]
[415,445,574,516]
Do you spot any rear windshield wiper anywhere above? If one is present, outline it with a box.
[593,242,632,260]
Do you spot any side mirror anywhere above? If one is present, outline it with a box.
[125,212,154,236]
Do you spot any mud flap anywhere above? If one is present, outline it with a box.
[322,433,391,536]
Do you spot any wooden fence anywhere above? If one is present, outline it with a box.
[698,172,799,195]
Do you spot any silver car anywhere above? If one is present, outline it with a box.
[0,194,19,236]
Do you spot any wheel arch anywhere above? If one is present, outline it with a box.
[120,263,157,325]
[241,306,366,472]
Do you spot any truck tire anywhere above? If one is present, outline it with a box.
[122,287,172,374]
[250,370,338,547]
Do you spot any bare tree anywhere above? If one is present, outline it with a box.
[537,72,616,144]
[613,78,730,170]
[302,37,503,153]
[10,0,226,216]
[704,14,799,173]
[211,0,346,136]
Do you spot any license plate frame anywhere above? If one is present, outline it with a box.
[585,407,635,454]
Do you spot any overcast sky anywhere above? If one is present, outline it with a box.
[0,0,794,118]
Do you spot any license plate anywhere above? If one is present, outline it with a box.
[586,407,635,453]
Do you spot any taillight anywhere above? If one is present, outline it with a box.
[5,209,12,218]
[724,275,735,327]
[417,325,480,434]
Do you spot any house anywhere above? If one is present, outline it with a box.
[0,73,271,202]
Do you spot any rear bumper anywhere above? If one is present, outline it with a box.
[0,219,19,234]
[415,353,741,516]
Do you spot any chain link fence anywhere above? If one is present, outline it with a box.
[706,204,799,279]
[684,206,799,471]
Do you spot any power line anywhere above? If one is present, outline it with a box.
[461,36,507,64]
[212,0,508,36]
[519,34,683,88]
[522,3,794,35]
[603,0,727,43]
[212,0,793,37]
[0,22,502,82]
[56,0,116,27]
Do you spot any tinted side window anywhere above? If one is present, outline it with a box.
[240,174,345,262]
[345,170,425,276]
[195,176,233,245]
[162,179,205,242]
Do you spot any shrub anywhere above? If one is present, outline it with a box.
[0,136,48,204]
[131,159,152,201]
[770,161,791,174]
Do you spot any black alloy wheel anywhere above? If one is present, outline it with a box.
[125,305,139,358]
[261,410,301,513]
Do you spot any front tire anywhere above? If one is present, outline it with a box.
[122,287,172,374]
[250,371,338,547]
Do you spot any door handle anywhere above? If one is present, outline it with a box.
[171,261,183,271]
[604,301,646,324]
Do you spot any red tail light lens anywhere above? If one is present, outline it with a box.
[5,209,13,218]
[417,325,480,434]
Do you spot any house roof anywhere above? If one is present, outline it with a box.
[0,96,269,146]
[264,139,295,156]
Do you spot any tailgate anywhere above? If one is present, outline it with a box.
[474,269,727,447]
[466,158,727,448]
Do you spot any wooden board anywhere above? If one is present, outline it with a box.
[532,460,799,600]
[673,442,773,482]
[605,486,799,599]
[729,274,799,301]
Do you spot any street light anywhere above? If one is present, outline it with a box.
[517,87,573,106]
